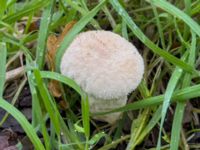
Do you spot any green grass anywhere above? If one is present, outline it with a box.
[0,42,6,97]
[0,0,200,150]
[36,0,54,69]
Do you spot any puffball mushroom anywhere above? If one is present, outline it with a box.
[60,30,144,124]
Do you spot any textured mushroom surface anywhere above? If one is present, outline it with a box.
[60,30,144,123]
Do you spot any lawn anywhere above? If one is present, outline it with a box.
[0,0,200,149]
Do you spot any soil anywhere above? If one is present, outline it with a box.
[1,82,33,150]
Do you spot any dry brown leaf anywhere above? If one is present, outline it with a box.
[47,21,76,70]
[46,21,76,98]
[57,21,77,44]
[48,80,62,98]
[28,19,40,32]
[46,35,58,70]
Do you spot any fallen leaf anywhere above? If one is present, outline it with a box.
[46,35,58,70]
[57,21,76,44]
[48,80,62,98]
[27,19,40,32]
[46,21,76,99]
[46,20,77,69]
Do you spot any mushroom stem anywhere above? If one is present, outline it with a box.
[89,95,127,124]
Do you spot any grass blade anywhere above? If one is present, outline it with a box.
[93,83,200,115]
[0,0,6,18]
[170,31,197,150]
[131,106,162,148]
[122,19,128,40]
[27,71,51,150]
[0,42,6,97]
[0,98,45,150]
[40,71,83,96]
[2,0,49,24]
[37,71,85,149]
[170,102,185,150]
[126,109,150,150]
[0,78,27,126]
[109,0,199,76]
[33,69,61,135]
[64,0,101,29]
[33,69,85,149]
[150,2,166,49]
[38,71,90,149]
[156,54,186,149]
[40,71,91,148]
[36,0,54,69]
[81,95,90,146]
[156,52,189,149]
[146,0,200,37]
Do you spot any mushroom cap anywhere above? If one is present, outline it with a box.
[60,30,144,100]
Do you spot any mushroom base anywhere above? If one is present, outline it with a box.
[89,95,127,124]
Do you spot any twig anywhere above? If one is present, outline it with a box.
[6,66,25,82]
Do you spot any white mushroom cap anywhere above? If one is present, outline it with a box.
[60,30,144,123]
